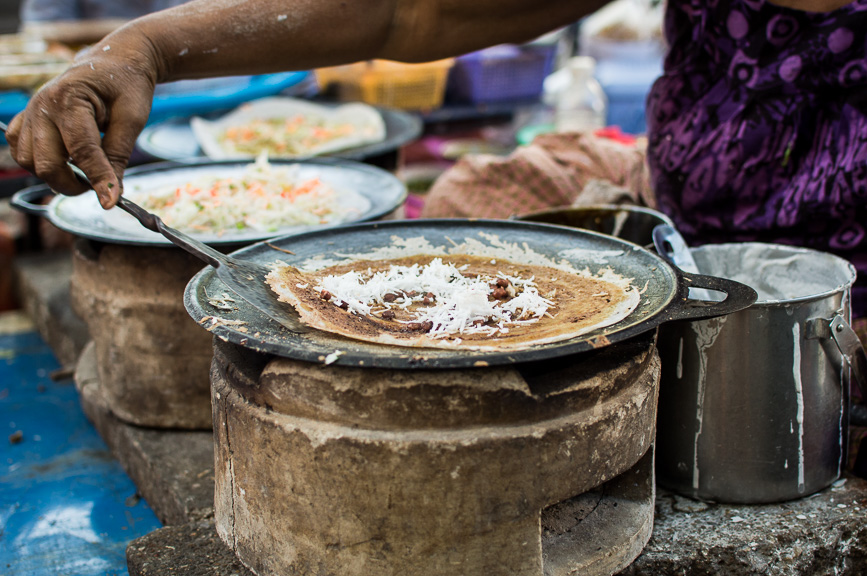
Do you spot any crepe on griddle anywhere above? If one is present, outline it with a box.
[265,254,639,352]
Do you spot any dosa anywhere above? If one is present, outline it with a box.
[265,254,640,352]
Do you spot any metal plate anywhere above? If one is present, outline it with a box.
[184,219,707,369]
[136,107,422,162]
[15,158,406,247]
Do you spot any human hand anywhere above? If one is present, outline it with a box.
[7,34,158,209]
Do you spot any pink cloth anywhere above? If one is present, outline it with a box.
[420,132,653,219]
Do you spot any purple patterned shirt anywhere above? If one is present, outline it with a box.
[646,0,867,314]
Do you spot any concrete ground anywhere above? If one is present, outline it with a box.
[0,310,162,576]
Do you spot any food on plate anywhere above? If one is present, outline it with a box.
[219,116,358,156]
[130,155,362,234]
[0,36,74,90]
[190,98,387,159]
[265,253,640,351]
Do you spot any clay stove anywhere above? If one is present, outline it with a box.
[70,238,214,429]
[208,330,660,576]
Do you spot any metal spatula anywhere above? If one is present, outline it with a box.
[0,121,308,333]
[113,197,309,333]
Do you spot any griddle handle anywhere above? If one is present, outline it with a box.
[115,196,226,269]
[664,270,758,322]
[10,185,53,216]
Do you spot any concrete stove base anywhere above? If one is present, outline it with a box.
[70,239,214,429]
[74,343,867,575]
[125,449,654,576]
[210,332,661,576]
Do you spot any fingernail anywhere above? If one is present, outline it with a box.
[108,181,122,208]
[97,186,115,209]
[105,183,116,207]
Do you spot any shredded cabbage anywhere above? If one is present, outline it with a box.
[135,155,355,234]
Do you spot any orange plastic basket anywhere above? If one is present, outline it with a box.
[316,59,453,111]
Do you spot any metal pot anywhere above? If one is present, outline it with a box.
[656,243,867,503]
[517,204,674,247]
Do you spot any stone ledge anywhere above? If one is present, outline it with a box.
[127,520,254,576]
[126,476,867,576]
[75,341,215,525]
[13,250,89,367]
[624,479,867,575]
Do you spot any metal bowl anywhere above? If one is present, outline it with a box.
[516,204,674,247]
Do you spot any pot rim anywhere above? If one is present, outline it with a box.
[690,241,857,308]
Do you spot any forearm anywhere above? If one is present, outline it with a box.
[6,0,609,208]
[94,0,606,83]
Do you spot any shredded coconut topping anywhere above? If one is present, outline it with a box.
[314,258,554,338]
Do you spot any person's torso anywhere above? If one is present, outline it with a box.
[646,0,867,255]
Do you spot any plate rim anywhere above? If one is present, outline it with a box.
[46,157,407,247]
[136,106,423,162]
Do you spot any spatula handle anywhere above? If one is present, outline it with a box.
[115,196,227,269]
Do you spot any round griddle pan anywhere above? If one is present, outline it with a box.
[11,157,406,247]
[183,219,757,369]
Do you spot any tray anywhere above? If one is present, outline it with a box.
[0,71,310,126]
[136,105,422,162]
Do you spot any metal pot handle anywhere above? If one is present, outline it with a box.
[661,269,758,323]
[826,315,867,398]
[10,185,54,216]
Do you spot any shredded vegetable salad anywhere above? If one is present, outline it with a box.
[219,115,359,156]
[134,155,357,234]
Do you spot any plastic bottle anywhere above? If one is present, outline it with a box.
[554,56,608,133]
